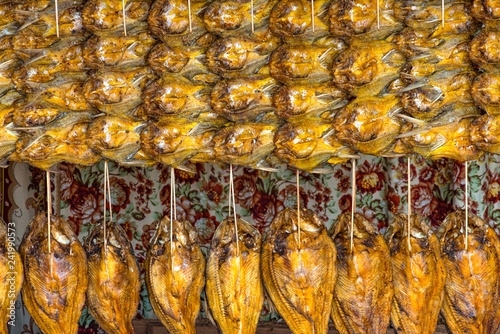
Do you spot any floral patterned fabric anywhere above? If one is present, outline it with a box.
[9,153,500,333]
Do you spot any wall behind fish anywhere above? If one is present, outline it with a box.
[7,154,498,333]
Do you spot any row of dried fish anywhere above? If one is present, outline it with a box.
[3,205,500,334]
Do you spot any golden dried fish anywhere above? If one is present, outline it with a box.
[211,76,279,122]
[400,70,476,121]
[270,0,330,43]
[213,122,278,170]
[472,0,500,29]
[472,72,500,115]
[83,67,156,114]
[273,82,348,120]
[385,214,446,334]
[0,219,23,334]
[12,36,87,94]
[19,213,88,334]
[83,30,155,69]
[207,33,280,78]
[471,114,500,154]
[14,2,85,39]
[0,51,21,96]
[394,0,479,34]
[396,117,483,161]
[262,207,337,334]
[332,40,406,97]
[333,95,402,156]
[206,218,263,334]
[146,216,205,334]
[83,0,151,35]
[14,119,99,169]
[86,116,145,164]
[147,43,218,83]
[270,37,346,85]
[204,0,278,37]
[85,220,140,334]
[0,90,20,161]
[274,119,357,173]
[142,76,212,120]
[437,211,500,334]
[140,118,218,169]
[25,81,94,112]
[329,0,403,41]
[148,0,208,47]
[470,29,500,73]
[329,212,393,334]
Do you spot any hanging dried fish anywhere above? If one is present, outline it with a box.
[274,119,356,173]
[19,213,88,334]
[206,218,264,334]
[211,75,279,122]
[333,95,403,156]
[385,213,446,334]
[85,220,140,334]
[270,37,346,85]
[146,216,205,334]
[437,211,500,334]
[213,122,278,171]
[329,212,393,334]
[262,207,337,334]
[273,82,348,120]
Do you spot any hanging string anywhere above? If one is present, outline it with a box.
[103,161,109,253]
[441,0,445,28]
[465,161,469,251]
[376,0,380,30]
[296,169,301,249]
[350,159,356,252]
[229,165,239,255]
[170,167,177,274]
[407,157,412,253]
[188,0,192,32]
[311,0,315,32]
[122,0,128,36]
[46,171,52,254]
[55,0,59,38]
[251,0,254,33]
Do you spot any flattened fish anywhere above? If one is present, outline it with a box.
[20,213,88,334]
[262,207,336,334]
[0,220,23,334]
[437,210,500,334]
[84,220,140,334]
[385,213,446,334]
[329,212,393,334]
[206,218,264,334]
[146,216,205,334]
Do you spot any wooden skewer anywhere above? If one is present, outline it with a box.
[441,0,445,28]
[465,161,468,251]
[297,169,301,249]
[229,165,239,256]
[350,159,356,252]
[55,0,59,38]
[251,0,254,33]
[46,171,52,254]
[377,0,380,30]
[103,162,108,253]
[188,0,192,32]
[170,167,176,274]
[123,0,128,36]
[311,0,315,32]
[407,157,412,253]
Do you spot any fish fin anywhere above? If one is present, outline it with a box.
[397,114,426,126]
[398,82,428,93]
[18,17,41,31]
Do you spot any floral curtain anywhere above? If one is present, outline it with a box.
[8,153,500,333]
